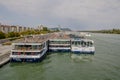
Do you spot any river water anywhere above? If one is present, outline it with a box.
[0,33,120,80]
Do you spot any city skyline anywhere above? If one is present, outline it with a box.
[0,0,120,30]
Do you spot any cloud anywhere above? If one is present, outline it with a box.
[0,0,120,30]
[52,0,120,23]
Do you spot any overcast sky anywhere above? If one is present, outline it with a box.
[0,0,120,30]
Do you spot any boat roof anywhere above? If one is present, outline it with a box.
[49,32,71,40]
[13,34,49,43]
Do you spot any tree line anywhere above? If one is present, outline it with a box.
[93,29,120,34]
[80,29,120,34]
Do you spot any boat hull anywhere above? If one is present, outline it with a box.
[72,51,95,54]
[49,49,71,52]
[10,54,46,62]
[71,47,95,54]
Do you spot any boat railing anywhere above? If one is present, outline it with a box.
[11,51,43,56]
[49,43,70,45]
[12,47,43,51]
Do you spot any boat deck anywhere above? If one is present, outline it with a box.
[49,33,71,40]
[14,34,50,43]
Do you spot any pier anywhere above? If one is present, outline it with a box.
[0,45,12,67]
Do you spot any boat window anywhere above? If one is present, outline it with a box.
[66,41,70,44]
[41,44,44,48]
[15,45,23,50]
[72,42,74,45]
[81,41,86,47]
[50,41,54,44]
[12,52,17,55]
[25,52,31,55]
[75,41,77,46]
[12,52,26,55]
[81,41,84,47]
[89,42,93,47]
[39,45,42,49]
[32,45,38,50]
[85,42,87,47]
[87,42,89,47]
[77,41,80,45]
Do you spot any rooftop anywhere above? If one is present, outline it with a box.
[49,32,71,39]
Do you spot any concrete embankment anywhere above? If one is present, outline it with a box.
[0,45,12,67]
[0,52,10,67]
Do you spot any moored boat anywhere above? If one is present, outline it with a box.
[49,39,71,52]
[71,39,95,54]
[10,36,48,62]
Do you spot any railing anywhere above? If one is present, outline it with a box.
[49,43,70,45]
[13,47,43,50]
[49,47,71,49]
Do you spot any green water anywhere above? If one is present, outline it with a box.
[0,33,120,80]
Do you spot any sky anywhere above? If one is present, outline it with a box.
[0,0,120,30]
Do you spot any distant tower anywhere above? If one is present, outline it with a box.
[38,25,44,30]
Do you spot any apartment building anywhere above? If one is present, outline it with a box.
[0,23,33,33]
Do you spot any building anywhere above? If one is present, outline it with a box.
[0,23,33,33]
[0,24,11,33]
[38,25,44,30]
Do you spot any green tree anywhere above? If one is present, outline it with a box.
[43,27,48,31]
[0,31,6,39]
[6,32,20,38]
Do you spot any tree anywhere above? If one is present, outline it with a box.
[43,27,48,31]
[0,31,6,39]
[6,32,20,38]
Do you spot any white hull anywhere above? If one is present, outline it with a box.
[71,46,95,53]
[49,47,71,52]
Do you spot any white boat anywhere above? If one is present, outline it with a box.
[71,39,95,54]
[49,39,71,52]
[85,33,91,37]
[10,36,48,62]
[80,32,91,37]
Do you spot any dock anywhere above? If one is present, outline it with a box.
[0,45,12,67]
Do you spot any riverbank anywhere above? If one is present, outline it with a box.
[93,29,120,34]
[80,29,120,34]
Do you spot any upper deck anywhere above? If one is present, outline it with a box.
[14,34,49,43]
[11,34,50,52]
